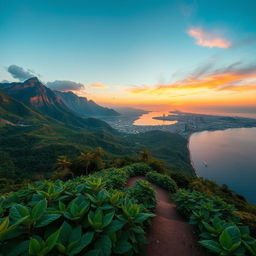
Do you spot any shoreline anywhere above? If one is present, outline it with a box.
[188,127,256,205]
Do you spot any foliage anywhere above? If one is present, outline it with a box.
[174,189,256,255]
[146,171,178,193]
[189,177,256,236]
[128,180,157,210]
[127,130,195,173]
[237,211,256,237]
[168,170,194,189]
[128,163,153,177]
[93,167,130,190]
[0,152,18,180]
[0,168,155,256]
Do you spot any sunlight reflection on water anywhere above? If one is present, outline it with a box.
[133,111,177,126]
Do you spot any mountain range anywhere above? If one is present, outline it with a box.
[54,90,119,117]
[0,77,118,130]
[0,77,194,178]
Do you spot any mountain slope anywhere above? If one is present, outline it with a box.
[0,77,115,132]
[0,90,48,126]
[54,90,119,117]
[0,96,194,175]
[0,80,194,176]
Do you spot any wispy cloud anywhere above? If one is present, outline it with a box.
[46,80,84,91]
[90,82,108,89]
[7,64,39,81]
[187,27,232,48]
[128,62,256,95]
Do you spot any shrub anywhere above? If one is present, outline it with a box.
[147,159,167,174]
[0,173,155,255]
[128,180,157,210]
[237,211,256,237]
[168,171,193,188]
[146,171,178,193]
[128,163,152,177]
[174,189,256,255]
[94,167,130,190]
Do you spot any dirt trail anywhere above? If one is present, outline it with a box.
[126,176,204,256]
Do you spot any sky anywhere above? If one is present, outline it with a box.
[1,0,256,110]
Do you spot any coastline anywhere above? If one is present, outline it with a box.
[186,133,198,177]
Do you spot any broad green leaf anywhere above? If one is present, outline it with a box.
[70,231,94,255]
[70,199,79,216]
[242,241,256,256]
[225,226,241,244]
[70,225,82,243]
[56,243,66,254]
[59,221,72,244]
[35,213,61,228]
[134,213,155,223]
[94,209,103,227]
[58,201,65,211]
[114,240,132,254]
[220,229,233,250]
[132,226,145,234]
[202,221,217,233]
[44,228,61,253]
[199,240,222,253]
[29,238,41,255]
[95,235,112,256]
[31,199,47,220]
[105,220,125,233]
[6,240,29,256]
[0,216,9,231]
[10,204,30,220]
[103,211,115,228]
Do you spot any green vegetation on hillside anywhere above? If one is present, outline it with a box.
[175,190,256,255]
[0,166,156,256]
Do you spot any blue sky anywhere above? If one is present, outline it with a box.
[0,0,256,107]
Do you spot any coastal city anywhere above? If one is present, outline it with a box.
[103,110,256,137]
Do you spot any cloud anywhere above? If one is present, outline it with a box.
[7,64,39,81]
[187,27,232,48]
[90,82,108,89]
[128,62,256,95]
[46,80,85,91]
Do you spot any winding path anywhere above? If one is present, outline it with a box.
[126,176,204,256]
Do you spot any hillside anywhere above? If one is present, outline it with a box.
[0,78,115,131]
[0,91,194,177]
[127,130,194,173]
[0,163,255,256]
[0,91,48,125]
[54,90,119,117]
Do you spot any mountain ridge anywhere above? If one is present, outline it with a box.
[54,90,119,117]
[0,78,115,132]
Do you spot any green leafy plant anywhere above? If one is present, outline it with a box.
[128,180,157,209]
[128,163,152,177]
[199,225,256,255]
[174,189,256,255]
[0,166,155,255]
[29,228,61,256]
[146,171,177,193]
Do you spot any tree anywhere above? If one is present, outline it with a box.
[138,149,152,162]
[79,151,94,175]
[0,151,18,179]
[94,147,105,158]
[53,155,73,179]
